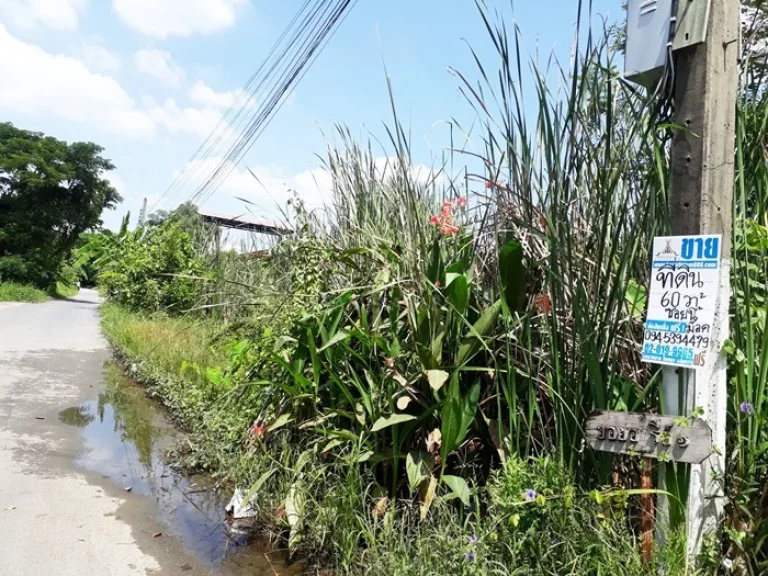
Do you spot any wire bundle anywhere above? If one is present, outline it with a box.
[152,0,358,213]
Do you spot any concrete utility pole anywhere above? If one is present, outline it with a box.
[138,197,148,227]
[662,0,740,559]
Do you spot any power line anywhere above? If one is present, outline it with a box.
[151,0,358,213]
[193,0,358,208]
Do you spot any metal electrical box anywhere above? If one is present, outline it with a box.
[624,0,675,87]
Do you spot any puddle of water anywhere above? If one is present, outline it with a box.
[59,362,295,575]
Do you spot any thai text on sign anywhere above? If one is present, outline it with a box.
[641,235,721,368]
[585,411,712,464]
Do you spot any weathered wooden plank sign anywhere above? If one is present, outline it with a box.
[585,411,712,464]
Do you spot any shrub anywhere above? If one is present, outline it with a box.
[98,221,207,313]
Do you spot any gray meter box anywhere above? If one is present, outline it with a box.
[625,0,674,86]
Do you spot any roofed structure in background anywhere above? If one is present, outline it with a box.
[198,210,292,236]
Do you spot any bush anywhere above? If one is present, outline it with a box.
[98,221,207,313]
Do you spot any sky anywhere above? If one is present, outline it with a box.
[0,0,622,232]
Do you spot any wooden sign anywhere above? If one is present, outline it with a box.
[585,410,712,464]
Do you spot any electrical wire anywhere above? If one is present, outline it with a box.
[151,0,358,213]
[192,0,358,208]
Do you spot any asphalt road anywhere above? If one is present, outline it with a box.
[0,290,216,576]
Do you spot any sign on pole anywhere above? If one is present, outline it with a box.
[641,235,722,369]
[585,410,712,464]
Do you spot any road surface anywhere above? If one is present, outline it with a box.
[0,290,225,575]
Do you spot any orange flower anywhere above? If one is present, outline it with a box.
[533,292,552,314]
[251,421,266,438]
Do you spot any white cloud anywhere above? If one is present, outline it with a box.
[113,0,249,39]
[133,49,185,86]
[0,25,229,141]
[146,98,222,137]
[172,158,333,216]
[0,23,154,137]
[188,80,254,110]
[80,41,121,72]
[0,0,86,31]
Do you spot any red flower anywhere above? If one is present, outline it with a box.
[456,196,467,208]
[429,215,441,225]
[251,422,266,438]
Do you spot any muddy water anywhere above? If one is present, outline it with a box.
[59,363,296,576]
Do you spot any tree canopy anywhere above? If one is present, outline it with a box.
[0,122,122,288]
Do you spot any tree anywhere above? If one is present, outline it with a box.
[0,122,122,288]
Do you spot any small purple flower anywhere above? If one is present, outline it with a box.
[740,402,754,416]
[468,534,477,544]
[465,551,476,562]
[525,488,537,501]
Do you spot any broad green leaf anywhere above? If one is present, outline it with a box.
[625,279,647,319]
[426,369,450,392]
[440,373,462,462]
[293,449,313,476]
[456,300,502,365]
[318,329,350,352]
[267,413,293,432]
[371,413,417,432]
[445,272,460,287]
[357,450,374,463]
[430,327,445,366]
[499,238,526,313]
[206,366,223,386]
[320,438,343,454]
[241,468,277,511]
[406,451,428,493]
[460,382,481,441]
[426,239,444,283]
[447,273,469,315]
[442,475,471,506]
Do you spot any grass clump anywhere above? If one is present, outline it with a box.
[0,282,51,302]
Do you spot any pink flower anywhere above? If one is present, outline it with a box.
[429,215,441,225]
[435,280,442,288]
[485,181,493,189]
[440,224,459,236]
[385,357,395,368]
[456,196,467,208]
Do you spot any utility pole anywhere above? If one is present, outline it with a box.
[661,0,740,559]
[138,197,148,227]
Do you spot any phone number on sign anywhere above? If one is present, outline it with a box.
[643,330,710,348]
[642,343,695,362]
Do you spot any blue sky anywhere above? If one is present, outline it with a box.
[0,0,622,230]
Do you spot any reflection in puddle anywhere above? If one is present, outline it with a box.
[59,363,292,575]
[59,405,94,428]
